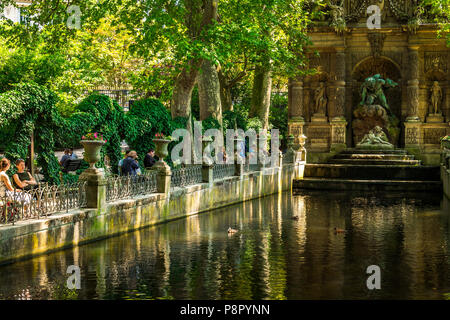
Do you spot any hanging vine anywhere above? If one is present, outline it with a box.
[0,83,62,183]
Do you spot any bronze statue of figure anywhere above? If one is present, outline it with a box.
[359,74,398,114]
[430,81,442,114]
[314,82,328,115]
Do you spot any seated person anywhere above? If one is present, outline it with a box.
[0,158,31,205]
[144,149,156,168]
[69,148,78,160]
[12,159,38,191]
[60,149,71,167]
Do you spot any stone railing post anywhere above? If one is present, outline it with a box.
[235,162,244,177]
[234,137,245,178]
[79,168,107,210]
[201,136,214,184]
[153,163,171,195]
[202,164,213,184]
[257,134,267,170]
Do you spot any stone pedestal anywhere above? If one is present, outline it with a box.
[202,164,213,184]
[235,163,244,178]
[426,113,445,123]
[311,113,328,123]
[305,122,330,152]
[331,117,347,153]
[404,120,422,151]
[152,160,171,194]
[79,168,106,209]
[288,117,306,151]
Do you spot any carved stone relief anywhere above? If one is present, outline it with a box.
[332,126,346,144]
[367,33,387,58]
[423,128,447,144]
[424,52,448,74]
[309,53,331,74]
[406,127,418,144]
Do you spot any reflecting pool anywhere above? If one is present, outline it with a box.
[0,191,449,300]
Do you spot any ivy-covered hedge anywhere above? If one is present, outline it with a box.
[0,83,62,183]
[124,99,173,167]
[58,93,127,174]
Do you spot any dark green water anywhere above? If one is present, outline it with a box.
[0,191,449,300]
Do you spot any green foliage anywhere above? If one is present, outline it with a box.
[269,93,288,143]
[61,94,126,174]
[191,86,200,121]
[201,117,221,134]
[223,107,248,131]
[124,98,173,166]
[0,82,62,183]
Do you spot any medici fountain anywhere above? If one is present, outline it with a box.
[288,0,450,192]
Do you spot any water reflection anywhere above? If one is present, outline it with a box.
[0,191,449,300]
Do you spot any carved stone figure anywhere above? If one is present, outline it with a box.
[359,74,398,114]
[430,81,442,114]
[314,82,328,115]
[367,33,386,58]
[356,126,394,150]
[329,1,346,34]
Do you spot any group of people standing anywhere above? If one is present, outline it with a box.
[118,149,157,176]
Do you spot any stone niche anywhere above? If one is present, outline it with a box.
[351,57,402,147]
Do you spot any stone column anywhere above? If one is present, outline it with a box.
[404,46,422,152]
[289,78,304,120]
[333,48,346,120]
[288,76,306,153]
[406,46,421,122]
[330,48,347,152]
[79,168,106,209]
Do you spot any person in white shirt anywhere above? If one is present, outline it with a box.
[0,158,31,206]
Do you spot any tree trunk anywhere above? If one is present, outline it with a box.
[218,71,233,111]
[171,0,218,121]
[171,62,200,119]
[198,60,223,125]
[250,65,272,130]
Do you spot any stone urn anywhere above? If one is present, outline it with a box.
[80,140,105,169]
[153,138,172,171]
[202,136,214,165]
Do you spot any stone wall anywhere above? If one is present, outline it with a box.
[443,166,450,200]
[0,165,296,265]
[442,144,450,200]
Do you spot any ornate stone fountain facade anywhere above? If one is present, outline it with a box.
[288,0,450,165]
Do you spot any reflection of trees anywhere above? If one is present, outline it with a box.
[0,191,448,300]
